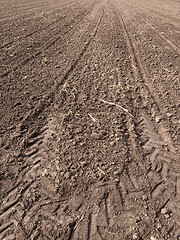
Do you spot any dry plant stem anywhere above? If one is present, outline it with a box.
[88,113,98,122]
[100,99,134,118]
[74,213,85,229]
[97,167,105,175]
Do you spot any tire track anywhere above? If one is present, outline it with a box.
[109,2,180,238]
[0,1,97,78]
[4,8,104,150]
[46,5,159,236]
[109,1,161,111]
[0,10,104,238]
[0,116,60,239]
[138,113,180,239]
[110,1,176,153]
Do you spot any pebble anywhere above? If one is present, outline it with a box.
[91,132,101,139]
[14,151,21,158]
[156,223,162,229]
[166,113,172,117]
[150,237,157,240]
[42,58,48,64]
[8,158,15,163]
[81,161,88,167]
[155,116,161,123]
[42,169,48,176]
[109,141,116,146]
[99,172,105,180]
[132,233,138,239]
[114,170,121,175]
[64,172,70,179]
[161,208,167,214]
[142,195,148,201]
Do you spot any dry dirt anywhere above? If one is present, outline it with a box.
[0,0,180,239]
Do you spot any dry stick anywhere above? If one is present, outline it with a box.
[88,113,98,122]
[74,213,85,229]
[97,167,105,175]
[100,99,134,118]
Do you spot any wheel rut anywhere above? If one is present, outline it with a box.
[2,7,104,150]
[0,116,61,239]
[138,113,180,238]
[110,1,177,153]
[0,8,105,239]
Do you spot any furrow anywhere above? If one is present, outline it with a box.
[0,1,96,78]
[5,8,104,151]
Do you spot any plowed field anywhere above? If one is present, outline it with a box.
[0,0,180,239]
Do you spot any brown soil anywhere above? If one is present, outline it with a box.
[0,0,180,239]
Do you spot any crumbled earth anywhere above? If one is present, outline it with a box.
[0,0,180,239]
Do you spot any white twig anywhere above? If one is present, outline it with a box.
[163,67,170,73]
[100,99,134,117]
[97,167,105,175]
[74,213,85,229]
[88,113,98,122]
[131,64,137,69]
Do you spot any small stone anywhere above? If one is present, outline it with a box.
[14,151,21,158]
[142,195,148,201]
[42,169,48,176]
[81,161,87,167]
[114,178,119,182]
[64,172,70,179]
[9,158,15,163]
[166,113,172,117]
[99,172,105,180]
[133,233,138,239]
[91,131,101,139]
[79,142,85,146]
[150,237,157,240]
[42,58,48,64]
[110,141,115,146]
[71,176,76,181]
[13,219,19,227]
[156,223,162,229]
[114,170,121,176]
[155,116,161,123]
[161,208,167,214]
